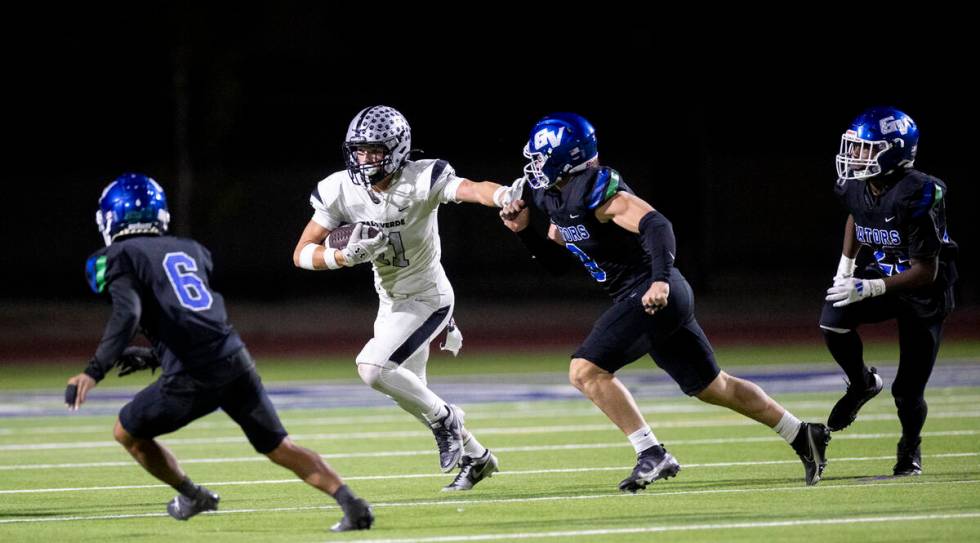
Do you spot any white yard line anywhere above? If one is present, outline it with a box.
[345,511,980,543]
[1,479,978,525]
[1,452,976,495]
[3,406,979,437]
[1,416,978,453]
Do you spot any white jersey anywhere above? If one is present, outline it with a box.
[310,159,464,297]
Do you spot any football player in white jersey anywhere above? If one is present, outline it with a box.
[292,105,519,491]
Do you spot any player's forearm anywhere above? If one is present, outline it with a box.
[295,243,346,270]
[638,211,676,283]
[515,228,574,276]
[457,179,504,207]
[883,257,938,291]
[842,215,859,259]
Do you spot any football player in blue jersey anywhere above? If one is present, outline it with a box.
[65,173,373,531]
[498,113,831,490]
[822,107,957,476]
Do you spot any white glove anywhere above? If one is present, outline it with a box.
[492,177,527,208]
[341,223,389,267]
[826,277,886,307]
[833,255,856,286]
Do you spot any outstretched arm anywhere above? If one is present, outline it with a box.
[453,179,505,207]
[67,275,142,410]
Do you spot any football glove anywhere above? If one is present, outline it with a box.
[341,223,389,266]
[826,277,886,307]
[116,346,161,377]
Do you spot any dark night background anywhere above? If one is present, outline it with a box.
[2,8,976,356]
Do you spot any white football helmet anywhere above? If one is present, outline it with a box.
[343,105,412,187]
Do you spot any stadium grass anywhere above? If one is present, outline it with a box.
[1,345,979,542]
[2,339,979,390]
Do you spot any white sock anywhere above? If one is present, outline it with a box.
[423,402,447,422]
[774,411,802,443]
[627,425,659,454]
[462,433,487,459]
[361,363,446,423]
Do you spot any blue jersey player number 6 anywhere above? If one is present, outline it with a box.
[163,252,214,311]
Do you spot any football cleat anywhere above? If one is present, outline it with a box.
[893,436,923,476]
[828,367,883,431]
[429,404,465,472]
[791,422,831,486]
[442,450,499,491]
[618,445,681,493]
[167,486,220,521]
[330,497,374,532]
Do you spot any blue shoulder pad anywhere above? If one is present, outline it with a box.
[586,168,624,210]
[908,179,943,219]
[85,254,108,294]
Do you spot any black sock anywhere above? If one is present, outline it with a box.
[823,329,870,387]
[332,484,357,507]
[175,477,199,499]
[896,397,928,443]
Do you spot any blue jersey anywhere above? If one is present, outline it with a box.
[834,169,957,318]
[85,235,244,376]
[530,166,654,301]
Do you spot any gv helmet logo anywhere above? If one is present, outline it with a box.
[879,116,911,135]
[533,126,565,151]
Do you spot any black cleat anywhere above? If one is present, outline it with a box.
[442,450,499,491]
[827,367,883,432]
[618,445,681,493]
[893,437,923,476]
[167,487,220,521]
[330,497,374,532]
[791,422,831,486]
[429,404,465,472]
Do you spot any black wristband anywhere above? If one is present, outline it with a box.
[638,211,676,282]
[83,358,106,382]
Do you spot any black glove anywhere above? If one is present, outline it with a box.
[116,346,161,377]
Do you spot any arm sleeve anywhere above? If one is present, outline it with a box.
[86,274,142,382]
[429,160,465,204]
[429,160,463,204]
[638,211,677,282]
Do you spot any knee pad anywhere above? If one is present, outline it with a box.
[357,363,385,389]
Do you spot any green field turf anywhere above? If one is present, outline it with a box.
[1,345,979,542]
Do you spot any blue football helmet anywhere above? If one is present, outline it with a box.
[96,173,170,246]
[836,106,918,180]
[523,113,598,189]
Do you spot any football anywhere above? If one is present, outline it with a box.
[326,223,381,249]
